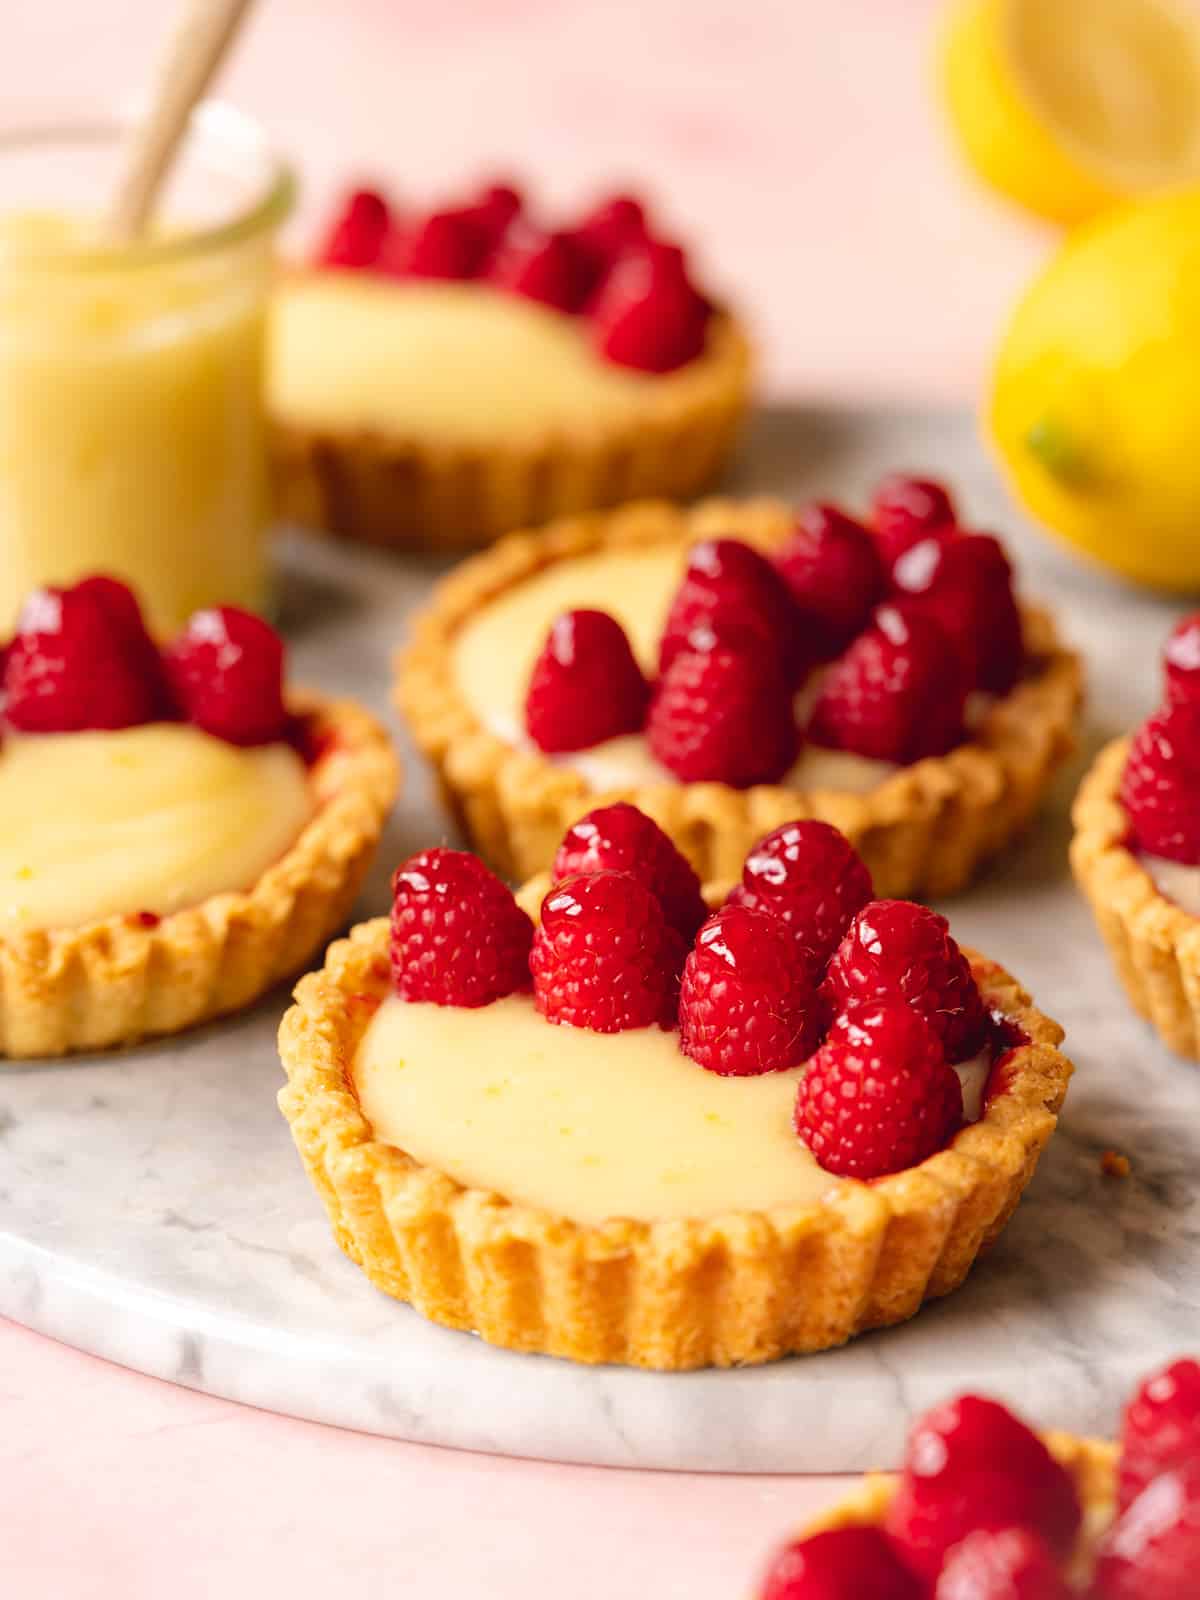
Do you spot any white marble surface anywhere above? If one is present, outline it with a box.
[1,406,1197,1473]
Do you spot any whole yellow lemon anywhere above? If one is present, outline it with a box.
[990,188,1200,592]
[939,0,1200,225]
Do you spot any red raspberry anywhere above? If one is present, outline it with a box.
[1164,614,1200,705]
[531,870,684,1032]
[570,194,647,273]
[893,532,1024,694]
[469,181,523,240]
[886,1395,1082,1581]
[552,802,707,942]
[727,820,873,972]
[489,228,590,312]
[1118,1359,1200,1512]
[394,208,491,279]
[808,604,969,763]
[73,574,171,709]
[680,905,823,1075]
[4,584,162,733]
[591,245,709,372]
[1120,703,1200,863]
[647,626,797,788]
[659,538,804,680]
[317,187,392,270]
[524,609,649,753]
[774,503,887,661]
[871,473,957,571]
[759,1527,922,1600]
[390,848,533,1008]
[934,1527,1071,1600]
[163,606,288,746]
[1094,1459,1200,1600]
[794,1001,962,1178]
[824,898,986,1061]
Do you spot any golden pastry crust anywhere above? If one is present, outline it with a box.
[799,1434,1117,1587]
[276,886,1073,1371]
[1071,734,1200,1058]
[270,288,752,550]
[398,496,1084,895]
[0,694,399,1059]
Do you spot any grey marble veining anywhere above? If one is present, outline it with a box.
[2,405,1199,1473]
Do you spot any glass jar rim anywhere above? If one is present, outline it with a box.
[0,100,295,271]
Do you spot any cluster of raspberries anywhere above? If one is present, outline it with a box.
[1121,611,1200,864]
[318,181,712,373]
[1,573,290,748]
[524,474,1025,787]
[387,800,996,1181]
[759,1357,1200,1600]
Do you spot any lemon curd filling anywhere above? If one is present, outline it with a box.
[0,211,272,635]
[269,278,698,445]
[353,995,994,1225]
[451,544,899,792]
[0,724,314,932]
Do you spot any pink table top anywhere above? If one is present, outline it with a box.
[4,1,1056,1594]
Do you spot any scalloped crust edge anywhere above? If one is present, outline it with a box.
[1071,734,1200,1059]
[0,694,399,1059]
[397,496,1084,896]
[276,903,1073,1371]
[798,1434,1117,1587]
[270,308,752,550]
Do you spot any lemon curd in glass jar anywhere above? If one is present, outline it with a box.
[0,107,293,634]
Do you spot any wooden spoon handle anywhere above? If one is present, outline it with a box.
[108,0,257,240]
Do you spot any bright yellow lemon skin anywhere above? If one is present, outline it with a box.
[939,0,1200,226]
[989,188,1200,593]
[939,0,1120,224]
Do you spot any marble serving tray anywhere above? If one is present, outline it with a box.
[2,407,1198,1474]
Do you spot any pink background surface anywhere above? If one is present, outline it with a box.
[3,2,1062,1595]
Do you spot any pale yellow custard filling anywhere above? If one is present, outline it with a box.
[269,278,697,445]
[451,544,898,792]
[353,995,993,1225]
[0,724,314,932]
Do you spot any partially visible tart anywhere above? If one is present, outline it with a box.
[0,576,398,1057]
[269,181,751,549]
[400,488,1083,895]
[278,806,1072,1370]
[755,1357,1200,1598]
[1073,613,1200,1058]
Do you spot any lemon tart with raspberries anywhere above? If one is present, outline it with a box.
[0,574,397,1057]
[400,480,1082,895]
[1073,612,1200,1058]
[269,180,751,550]
[753,1357,1200,1598]
[278,804,1072,1370]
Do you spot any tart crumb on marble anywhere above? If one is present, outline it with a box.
[755,1357,1200,1598]
[278,804,1072,1370]
[399,488,1083,894]
[0,574,398,1058]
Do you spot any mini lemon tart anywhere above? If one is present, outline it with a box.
[278,811,1072,1370]
[269,183,751,550]
[400,491,1082,895]
[0,577,397,1057]
[767,1425,1115,1595]
[1072,614,1200,1058]
[757,1355,1200,1595]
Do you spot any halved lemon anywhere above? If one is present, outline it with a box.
[940,0,1200,224]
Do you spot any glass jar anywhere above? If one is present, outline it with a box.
[0,104,293,634]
